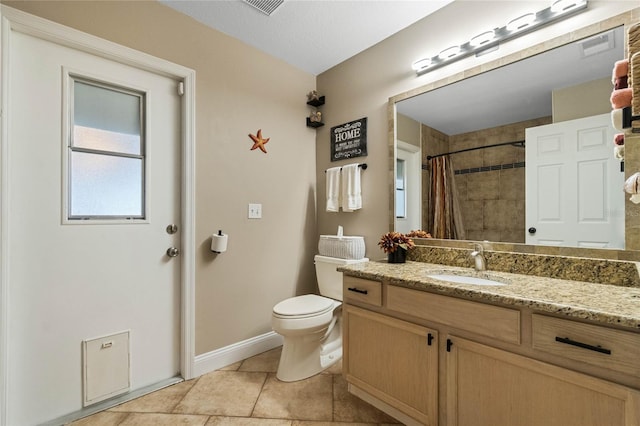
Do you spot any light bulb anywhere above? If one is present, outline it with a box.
[470,30,496,47]
[551,0,584,13]
[412,58,432,71]
[439,46,461,60]
[506,13,536,32]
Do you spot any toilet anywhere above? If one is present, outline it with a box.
[271,254,368,382]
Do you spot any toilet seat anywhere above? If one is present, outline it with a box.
[273,294,335,319]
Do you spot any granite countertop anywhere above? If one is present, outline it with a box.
[338,260,640,331]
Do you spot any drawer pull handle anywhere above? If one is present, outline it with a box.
[347,287,368,295]
[555,336,611,355]
[427,333,434,346]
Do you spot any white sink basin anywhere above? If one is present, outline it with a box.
[427,273,506,286]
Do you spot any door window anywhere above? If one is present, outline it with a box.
[68,78,145,220]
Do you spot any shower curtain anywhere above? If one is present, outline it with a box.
[427,156,466,239]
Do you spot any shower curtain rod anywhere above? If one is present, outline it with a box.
[426,140,525,161]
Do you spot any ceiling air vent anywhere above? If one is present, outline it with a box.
[579,30,615,58]
[243,0,285,16]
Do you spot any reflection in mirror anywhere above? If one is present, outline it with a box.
[395,26,626,250]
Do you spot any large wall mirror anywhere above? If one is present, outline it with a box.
[390,10,640,260]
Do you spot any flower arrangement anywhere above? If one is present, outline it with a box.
[378,231,415,254]
[406,230,432,239]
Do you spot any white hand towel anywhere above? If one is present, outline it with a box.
[341,163,362,212]
[611,108,624,131]
[326,167,341,212]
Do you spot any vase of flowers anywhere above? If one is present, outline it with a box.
[387,247,407,263]
[378,231,415,263]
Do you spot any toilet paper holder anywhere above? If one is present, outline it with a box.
[211,230,228,253]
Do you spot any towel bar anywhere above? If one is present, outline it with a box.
[324,163,367,172]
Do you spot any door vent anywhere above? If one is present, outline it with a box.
[82,330,131,406]
[243,0,285,16]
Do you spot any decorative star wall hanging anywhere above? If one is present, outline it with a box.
[249,129,270,154]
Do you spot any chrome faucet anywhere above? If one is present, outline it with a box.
[470,243,486,271]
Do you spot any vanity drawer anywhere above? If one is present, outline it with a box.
[532,315,640,378]
[387,285,520,344]
[343,276,382,307]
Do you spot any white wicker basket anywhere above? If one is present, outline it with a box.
[318,235,365,260]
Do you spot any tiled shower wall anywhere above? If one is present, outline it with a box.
[422,116,551,243]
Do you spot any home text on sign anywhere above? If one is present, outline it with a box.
[331,117,367,162]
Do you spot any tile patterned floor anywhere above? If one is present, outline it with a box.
[70,347,403,425]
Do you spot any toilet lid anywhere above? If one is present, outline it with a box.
[273,294,334,317]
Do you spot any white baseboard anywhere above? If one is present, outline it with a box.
[193,331,283,377]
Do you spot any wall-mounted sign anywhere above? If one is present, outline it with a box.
[331,117,367,162]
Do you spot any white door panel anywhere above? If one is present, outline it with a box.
[537,164,563,221]
[526,114,624,249]
[7,30,181,424]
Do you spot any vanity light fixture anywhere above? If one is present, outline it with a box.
[412,0,588,76]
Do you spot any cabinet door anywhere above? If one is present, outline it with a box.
[344,305,438,425]
[446,336,640,426]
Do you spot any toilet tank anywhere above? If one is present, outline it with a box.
[314,255,369,301]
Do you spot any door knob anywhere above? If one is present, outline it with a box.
[528,227,537,235]
[166,247,180,257]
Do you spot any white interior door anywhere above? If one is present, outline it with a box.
[6,28,182,424]
[525,114,624,249]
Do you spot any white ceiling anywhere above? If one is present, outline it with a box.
[159,0,454,75]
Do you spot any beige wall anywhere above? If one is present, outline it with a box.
[5,0,637,358]
[396,113,420,147]
[317,1,637,259]
[3,0,317,356]
[553,77,613,122]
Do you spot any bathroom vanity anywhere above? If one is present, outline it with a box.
[339,261,640,426]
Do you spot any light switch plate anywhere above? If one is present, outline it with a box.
[248,203,262,219]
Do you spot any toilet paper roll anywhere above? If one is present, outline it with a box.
[611,108,624,131]
[211,233,228,253]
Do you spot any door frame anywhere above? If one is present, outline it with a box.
[395,140,422,234]
[0,6,196,424]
